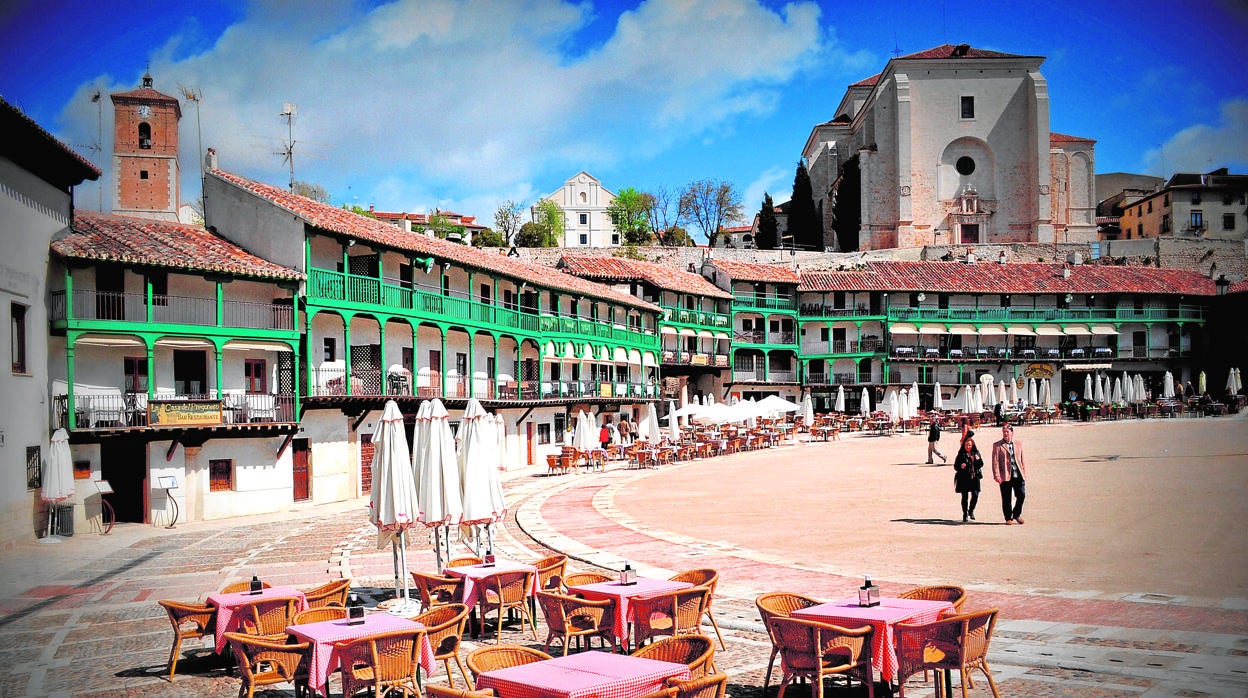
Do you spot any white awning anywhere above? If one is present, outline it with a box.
[642,352,657,367]
[918,324,948,335]
[543,341,557,359]
[678,328,697,336]
[563,342,578,360]
[580,344,596,361]
[889,323,919,334]
[1035,326,1064,336]
[1006,326,1037,336]
[977,324,1007,336]
[948,324,978,335]
[1064,325,1092,336]
[628,349,642,365]
[660,326,677,335]
[714,332,730,339]
[599,346,612,362]
[697,330,713,338]
[613,347,628,363]
[1091,324,1120,335]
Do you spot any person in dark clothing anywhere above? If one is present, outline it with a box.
[926,419,946,464]
[953,431,984,523]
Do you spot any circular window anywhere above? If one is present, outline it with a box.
[956,156,976,176]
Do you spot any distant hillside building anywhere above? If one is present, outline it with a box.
[802,44,1097,251]
[1094,172,1165,240]
[1117,168,1248,241]
[536,171,618,247]
[369,207,487,244]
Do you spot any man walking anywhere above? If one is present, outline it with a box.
[991,424,1027,524]
[926,419,946,464]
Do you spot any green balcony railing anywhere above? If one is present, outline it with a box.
[886,305,1204,324]
[659,305,732,330]
[732,293,798,312]
[309,267,655,348]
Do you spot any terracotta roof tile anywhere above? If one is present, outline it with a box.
[849,73,880,88]
[798,260,1219,296]
[558,256,732,299]
[55,210,303,281]
[708,259,800,284]
[898,44,1028,60]
[209,169,656,312]
[1050,132,1096,143]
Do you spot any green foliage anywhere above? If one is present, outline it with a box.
[472,227,506,248]
[493,200,524,245]
[756,193,778,250]
[659,226,695,247]
[426,212,465,241]
[789,161,821,249]
[533,200,564,246]
[344,204,376,218]
[612,244,648,260]
[606,187,655,245]
[515,221,553,247]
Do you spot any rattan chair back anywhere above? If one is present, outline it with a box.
[291,606,347,625]
[447,555,483,568]
[533,554,569,591]
[667,672,728,698]
[898,584,967,612]
[465,644,551,681]
[629,634,714,678]
[236,596,299,638]
[221,580,272,594]
[303,578,351,609]
[478,569,537,642]
[414,603,471,686]
[631,587,709,647]
[412,570,465,611]
[895,608,1001,698]
[768,616,874,698]
[334,627,428,698]
[561,572,611,590]
[535,590,617,655]
[157,599,217,681]
[225,631,310,698]
[425,686,496,698]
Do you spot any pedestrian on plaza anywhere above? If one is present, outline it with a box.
[926,419,946,464]
[599,420,611,450]
[953,431,983,522]
[618,415,632,445]
[994,400,1005,426]
[991,423,1028,524]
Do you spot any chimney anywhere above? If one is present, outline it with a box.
[965,251,976,264]
[204,147,218,171]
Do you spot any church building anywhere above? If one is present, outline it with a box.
[802,44,1097,251]
[109,72,181,221]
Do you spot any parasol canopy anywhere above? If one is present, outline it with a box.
[368,401,420,613]
[932,382,944,411]
[834,385,846,413]
[457,398,505,526]
[860,387,871,416]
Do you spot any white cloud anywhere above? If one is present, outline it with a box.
[56,0,829,220]
[1141,98,1248,176]
[742,164,792,213]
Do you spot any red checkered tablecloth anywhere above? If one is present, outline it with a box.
[792,597,952,681]
[571,578,692,645]
[288,613,436,698]
[444,559,538,608]
[207,586,308,653]
[476,651,690,698]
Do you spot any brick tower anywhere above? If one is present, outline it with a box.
[110,71,181,221]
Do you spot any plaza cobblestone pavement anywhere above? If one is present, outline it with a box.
[1,420,1245,697]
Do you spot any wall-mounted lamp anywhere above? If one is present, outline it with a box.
[1215,274,1230,296]
[1064,293,1073,304]
[442,261,451,271]
[421,257,435,274]
[347,239,356,247]
[916,292,927,303]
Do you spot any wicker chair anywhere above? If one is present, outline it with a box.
[532,554,569,591]
[477,569,538,642]
[303,578,352,608]
[291,606,347,625]
[334,627,429,698]
[411,571,465,612]
[464,645,552,681]
[535,590,617,655]
[630,586,710,648]
[425,687,496,698]
[895,608,1001,698]
[668,568,726,649]
[755,592,822,697]
[561,572,611,590]
[667,672,729,698]
[225,631,311,698]
[768,617,874,698]
[447,556,483,568]
[157,599,216,681]
[630,634,715,678]
[898,585,966,612]
[235,596,301,641]
[413,603,471,687]
[221,580,272,594]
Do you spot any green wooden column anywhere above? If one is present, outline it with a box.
[492,335,500,399]
[378,314,388,396]
[145,342,155,402]
[66,342,77,430]
[439,330,447,398]
[344,319,353,396]
[468,331,475,399]
[214,341,223,399]
[305,310,316,400]
[215,280,223,327]
[145,274,153,323]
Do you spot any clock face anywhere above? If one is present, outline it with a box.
[137,105,152,118]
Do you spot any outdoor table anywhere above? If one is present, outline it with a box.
[444,559,538,609]
[895,347,914,357]
[793,596,953,682]
[1020,349,1036,359]
[570,577,692,649]
[1069,348,1086,358]
[287,613,436,698]
[476,646,690,698]
[948,349,964,358]
[923,348,940,358]
[1094,347,1113,357]
[207,585,308,653]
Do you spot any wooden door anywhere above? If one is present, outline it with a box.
[292,439,310,502]
[525,422,534,467]
[359,433,373,494]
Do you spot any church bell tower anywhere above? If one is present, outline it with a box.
[109,71,181,221]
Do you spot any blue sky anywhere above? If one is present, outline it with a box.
[3,0,1246,237]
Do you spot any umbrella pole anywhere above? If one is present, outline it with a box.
[391,538,402,600]
[434,526,444,572]
[400,529,411,602]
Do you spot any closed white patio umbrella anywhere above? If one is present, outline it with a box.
[415,399,463,572]
[1163,371,1176,399]
[1122,372,1134,403]
[667,400,681,442]
[1027,378,1038,406]
[932,382,944,411]
[834,385,846,413]
[1042,379,1055,410]
[369,401,420,614]
[40,429,74,543]
[1135,374,1147,403]
[1084,374,1093,401]
[801,392,815,426]
[980,374,996,408]
[1112,377,1124,405]
[643,402,662,443]
[996,379,1007,406]
[860,387,872,416]
[1008,379,1019,405]
[457,398,505,533]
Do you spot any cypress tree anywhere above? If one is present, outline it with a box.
[790,161,820,249]
[756,193,778,249]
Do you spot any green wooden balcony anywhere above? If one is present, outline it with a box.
[732,292,798,312]
[308,267,658,349]
[886,304,1204,324]
[659,305,731,330]
[49,289,296,337]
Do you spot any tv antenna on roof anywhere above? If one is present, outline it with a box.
[277,103,297,191]
[891,32,901,58]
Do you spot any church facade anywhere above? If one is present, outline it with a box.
[803,44,1097,251]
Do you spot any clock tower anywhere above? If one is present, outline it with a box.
[110,71,181,221]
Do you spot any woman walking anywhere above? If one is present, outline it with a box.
[953,431,984,522]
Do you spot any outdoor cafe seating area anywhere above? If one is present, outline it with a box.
[158,552,1003,698]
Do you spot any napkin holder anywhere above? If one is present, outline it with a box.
[346,604,366,625]
[481,552,496,567]
[619,566,636,586]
